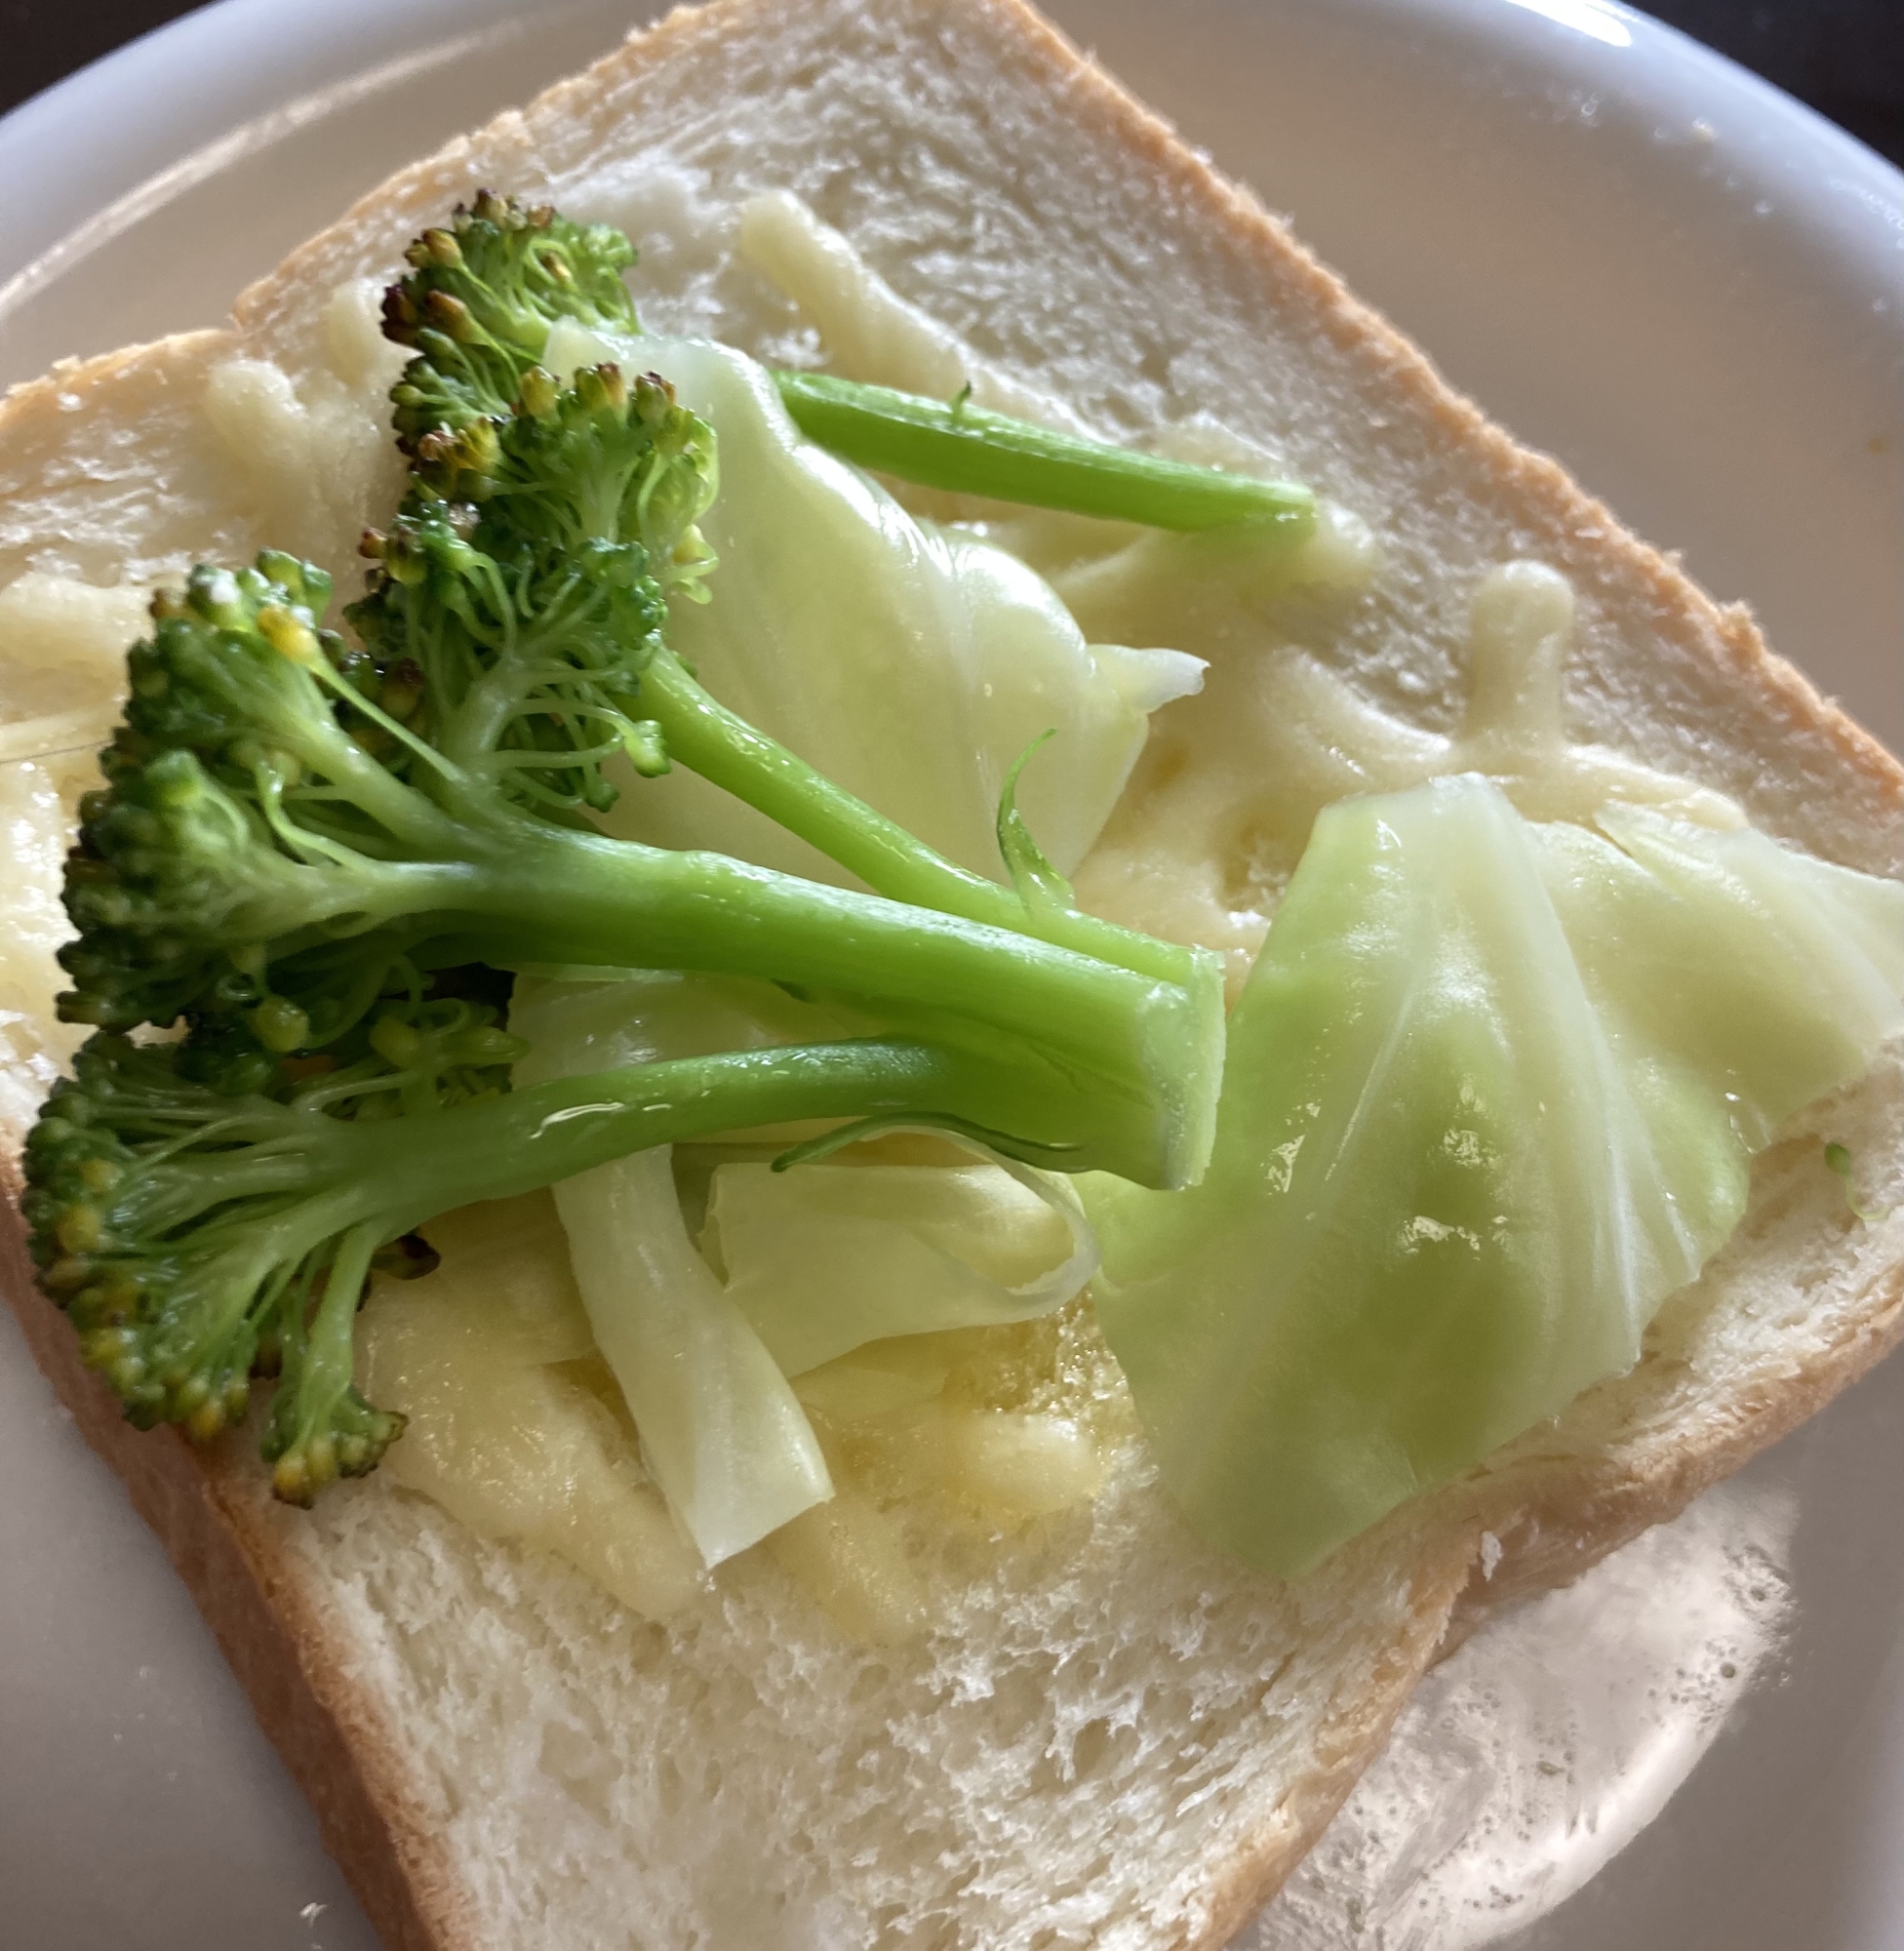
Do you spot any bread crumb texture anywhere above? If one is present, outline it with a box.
[290,1429,1436,1950]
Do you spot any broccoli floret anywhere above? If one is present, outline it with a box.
[381,190,638,452]
[20,995,514,1496]
[351,359,717,816]
[60,556,461,1044]
[59,436,1220,1187]
[21,1013,1091,1501]
[408,358,717,594]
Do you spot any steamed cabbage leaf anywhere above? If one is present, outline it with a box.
[511,975,835,1566]
[549,1147,833,1567]
[1087,776,1903,1577]
[510,976,1101,1560]
[542,320,1204,883]
[706,1147,1095,1378]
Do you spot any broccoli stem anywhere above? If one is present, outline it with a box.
[632,647,1205,986]
[66,554,1221,1183]
[287,1038,1142,1243]
[32,1028,1154,1493]
[772,372,1317,535]
[388,826,1210,1186]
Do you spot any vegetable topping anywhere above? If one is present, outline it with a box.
[1087,775,1903,1575]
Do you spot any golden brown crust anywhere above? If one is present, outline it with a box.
[0,328,252,591]
[0,329,229,421]
[0,334,229,529]
[0,1182,476,1951]
[1185,1543,1477,1949]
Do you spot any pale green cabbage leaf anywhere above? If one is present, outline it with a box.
[541,319,1204,883]
[512,976,1101,1560]
[511,974,836,1566]
[1087,775,1903,1577]
[706,1138,1097,1378]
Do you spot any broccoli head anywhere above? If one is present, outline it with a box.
[20,992,519,1498]
[58,555,463,1041]
[22,1011,1088,1501]
[352,361,718,815]
[381,189,637,452]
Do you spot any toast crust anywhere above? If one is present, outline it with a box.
[0,328,228,427]
[1,0,1898,1945]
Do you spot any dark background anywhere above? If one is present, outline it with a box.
[2,0,1902,162]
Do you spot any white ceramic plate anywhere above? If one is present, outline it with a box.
[0,4,1898,1948]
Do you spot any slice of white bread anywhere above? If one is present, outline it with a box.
[1,1,1898,1946]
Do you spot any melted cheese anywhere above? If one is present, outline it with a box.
[1074,560,1745,992]
[736,189,1091,434]
[200,281,409,577]
[0,570,149,754]
[355,1194,706,1620]
[0,571,153,1124]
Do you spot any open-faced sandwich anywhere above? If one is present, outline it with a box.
[1,1,1898,1946]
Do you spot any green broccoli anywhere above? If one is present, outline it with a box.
[23,1006,1089,1502]
[58,543,1213,1186]
[380,191,639,456]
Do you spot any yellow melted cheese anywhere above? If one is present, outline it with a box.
[359,1191,1130,1635]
